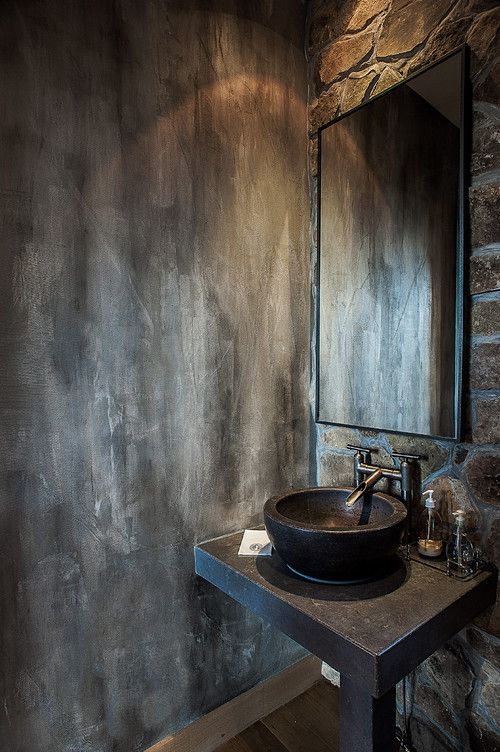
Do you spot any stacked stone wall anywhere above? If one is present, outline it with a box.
[307,2,500,749]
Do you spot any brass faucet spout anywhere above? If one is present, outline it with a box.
[345,468,384,507]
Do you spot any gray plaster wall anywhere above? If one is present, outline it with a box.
[0,2,310,750]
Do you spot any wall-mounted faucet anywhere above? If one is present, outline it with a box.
[345,444,422,552]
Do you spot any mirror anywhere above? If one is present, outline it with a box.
[317,49,465,439]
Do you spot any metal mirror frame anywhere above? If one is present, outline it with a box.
[314,45,468,442]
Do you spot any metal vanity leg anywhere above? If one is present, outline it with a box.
[340,676,396,752]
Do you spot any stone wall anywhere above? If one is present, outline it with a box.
[306,1,500,750]
[0,2,309,750]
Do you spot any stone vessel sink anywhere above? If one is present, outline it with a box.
[264,487,407,583]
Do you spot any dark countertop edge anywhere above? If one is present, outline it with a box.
[374,566,497,694]
[195,534,377,656]
[195,536,498,697]
[195,544,379,693]
[196,533,492,661]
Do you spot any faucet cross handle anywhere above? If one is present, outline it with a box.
[390,451,426,463]
[346,444,378,463]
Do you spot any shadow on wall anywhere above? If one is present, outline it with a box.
[0,1,310,750]
[166,0,307,47]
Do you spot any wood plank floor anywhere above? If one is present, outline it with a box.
[215,680,339,752]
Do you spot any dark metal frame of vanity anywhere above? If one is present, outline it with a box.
[195,533,496,752]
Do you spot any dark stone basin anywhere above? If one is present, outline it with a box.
[264,487,407,583]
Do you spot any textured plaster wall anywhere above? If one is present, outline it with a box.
[0,2,310,750]
[307,2,500,750]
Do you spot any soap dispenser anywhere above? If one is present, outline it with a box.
[446,510,476,578]
[417,490,443,558]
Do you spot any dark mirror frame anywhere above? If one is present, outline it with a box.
[314,45,468,442]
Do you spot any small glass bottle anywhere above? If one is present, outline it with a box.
[417,490,443,558]
[446,510,476,577]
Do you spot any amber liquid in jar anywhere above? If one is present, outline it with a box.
[417,538,443,557]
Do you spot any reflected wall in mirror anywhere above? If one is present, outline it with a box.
[317,49,465,439]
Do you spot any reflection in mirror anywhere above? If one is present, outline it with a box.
[317,50,464,439]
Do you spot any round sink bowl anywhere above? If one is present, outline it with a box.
[264,487,407,583]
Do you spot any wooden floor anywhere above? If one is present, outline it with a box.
[214,680,339,752]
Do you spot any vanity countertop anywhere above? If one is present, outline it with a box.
[195,532,497,697]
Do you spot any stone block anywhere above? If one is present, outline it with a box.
[414,684,462,743]
[307,0,347,59]
[423,475,479,531]
[453,444,471,466]
[473,394,500,444]
[407,15,473,75]
[410,642,475,748]
[319,451,355,486]
[424,642,475,698]
[463,451,500,506]
[473,514,500,633]
[474,60,500,107]
[319,424,372,450]
[470,184,500,249]
[320,427,393,473]
[474,584,500,637]
[467,662,500,752]
[370,65,402,97]
[317,32,374,88]
[470,253,500,294]
[466,7,500,78]
[346,0,390,33]
[377,0,455,59]
[309,82,344,130]
[409,716,457,752]
[341,68,378,112]
[451,0,500,16]
[387,435,450,483]
[466,626,500,670]
[308,135,319,178]
[307,0,388,58]
[471,299,500,336]
[482,514,500,569]
[470,342,500,389]
[468,711,500,752]
[472,106,500,177]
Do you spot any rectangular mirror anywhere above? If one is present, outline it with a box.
[317,48,465,440]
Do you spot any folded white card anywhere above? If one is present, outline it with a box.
[238,529,272,556]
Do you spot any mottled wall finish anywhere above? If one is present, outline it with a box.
[0,2,310,750]
[306,2,500,751]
